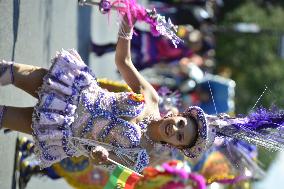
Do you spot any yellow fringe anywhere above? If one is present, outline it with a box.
[97,78,132,92]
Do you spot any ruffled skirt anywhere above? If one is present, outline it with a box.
[32,49,96,168]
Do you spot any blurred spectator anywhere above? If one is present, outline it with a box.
[91,27,196,70]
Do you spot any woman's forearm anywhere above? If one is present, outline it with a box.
[115,37,132,64]
[115,20,133,64]
[113,17,159,99]
[114,19,144,93]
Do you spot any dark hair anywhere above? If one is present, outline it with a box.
[181,115,199,149]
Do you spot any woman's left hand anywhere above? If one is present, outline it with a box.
[90,146,109,165]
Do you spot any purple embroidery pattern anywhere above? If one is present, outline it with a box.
[31,49,149,172]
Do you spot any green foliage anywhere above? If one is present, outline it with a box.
[216,1,284,113]
[216,1,284,169]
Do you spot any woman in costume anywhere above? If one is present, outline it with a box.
[0,0,197,173]
[1,0,284,175]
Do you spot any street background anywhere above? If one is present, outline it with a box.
[1,0,284,189]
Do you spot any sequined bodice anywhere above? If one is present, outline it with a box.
[32,49,150,172]
[72,82,145,149]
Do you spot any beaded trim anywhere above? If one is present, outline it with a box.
[79,91,141,147]
[133,149,149,173]
[31,49,150,170]
[182,106,216,158]
[32,49,92,167]
[76,90,151,172]
[68,136,149,173]
[138,115,158,145]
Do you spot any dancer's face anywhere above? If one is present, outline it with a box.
[157,116,197,148]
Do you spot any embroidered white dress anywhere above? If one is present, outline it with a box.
[32,49,149,172]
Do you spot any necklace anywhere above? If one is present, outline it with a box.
[138,115,158,145]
